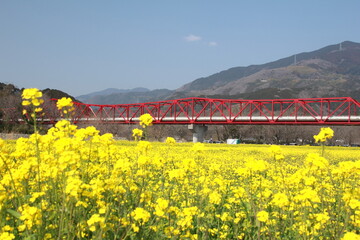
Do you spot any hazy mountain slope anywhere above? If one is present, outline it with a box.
[81,89,174,105]
[74,41,360,104]
[77,87,150,102]
[173,41,360,99]
[211,59,360,98]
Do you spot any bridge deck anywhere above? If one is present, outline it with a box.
[73,116,360,122]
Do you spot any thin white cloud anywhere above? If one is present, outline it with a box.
[184,35,217,47]
[208,41,218,46]
[184,34,202,42]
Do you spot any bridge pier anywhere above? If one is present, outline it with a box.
[188,124,208,143]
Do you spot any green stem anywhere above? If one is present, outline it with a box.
[32,110,42,193]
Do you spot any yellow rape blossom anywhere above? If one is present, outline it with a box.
[87,213,105,232]
[0,108,359,239]
[21,88,44,134]
[0,232,15,240]
[56,97,73,109]
[244,158,268,172]
[22,88,43,106]
[342,232,360,240]
[132,128,143,141]
[257,210,269,223]
[139,113,153,128]
[29,191,45,203]
[271,192,289,208]
[18,204,42,230]
[314,127,334,143]
[177,206,198,229]
[132,207,151,224]
[269,145,282,155]
[154,198,169,217]
[305,153,329,170]
[209,191,222,205]
[56,97,75,114]
[165,137,176,144]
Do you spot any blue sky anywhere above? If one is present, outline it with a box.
[1,1,359,96]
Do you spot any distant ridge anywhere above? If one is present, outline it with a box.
[78,88,173,105]
[171,41,360,100]
[77,87,150,102]
[78,41,360,104]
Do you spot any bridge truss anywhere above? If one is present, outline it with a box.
[38,97,360,125]
[2,97,360,125]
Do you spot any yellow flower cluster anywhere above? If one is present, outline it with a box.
[132,128,143,141]
[139,113,153,128]
[56,97,75,114]
[165,137,176,144]
[0,122,359,239]
[314,127,334,143]
[0,231,15,240]
[257,210,269,222]
[21,88,44,115]
[21,88,44,107]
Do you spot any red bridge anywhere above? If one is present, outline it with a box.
[2,96,360,142]
[51,96,360,125]
[2,97,360,125]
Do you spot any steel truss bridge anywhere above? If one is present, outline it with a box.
[15,96,360,125]
[2,97,360,125]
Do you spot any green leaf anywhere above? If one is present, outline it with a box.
[24,235,36,240]
[6,209,21,219]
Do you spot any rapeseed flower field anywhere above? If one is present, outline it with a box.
[0,89,359,239]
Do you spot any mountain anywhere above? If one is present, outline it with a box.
[0,83,79,109]
[172,41,360,100]
[42,88,80,102]
[79,89,173,105]
[77,87,150,103]
[3,41,360,108]
[75,41,360,104]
